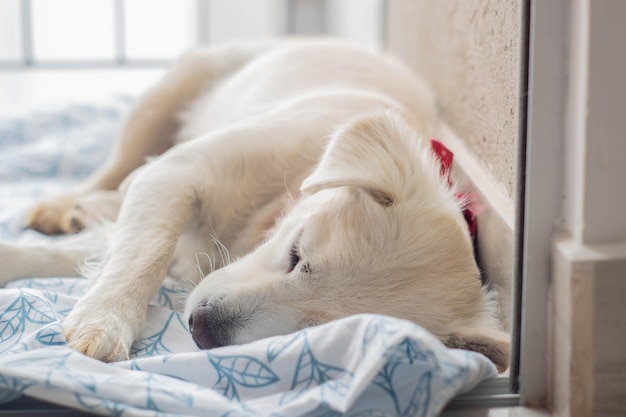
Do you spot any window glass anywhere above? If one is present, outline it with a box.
[125,0,197,60]
[31,0,115,61]
[0,0,22,61]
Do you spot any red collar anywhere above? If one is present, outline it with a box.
[430,139,477,241]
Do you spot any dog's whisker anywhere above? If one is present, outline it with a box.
[212,238,225,268]
[220,240,231,265]
[211,235,231,267]
[173,284,195,313]
[199,251,215,275]
[218,238,230,265]
[203,223,230,268]
[176,272,199,290]
[193,253,206,278]
[172,258,204,284]
[283,172,295,205]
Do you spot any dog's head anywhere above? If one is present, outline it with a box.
[185,111,510,372]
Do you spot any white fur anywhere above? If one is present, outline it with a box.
[0,39,509,371]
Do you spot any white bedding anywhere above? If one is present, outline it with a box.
[0,99,496,416]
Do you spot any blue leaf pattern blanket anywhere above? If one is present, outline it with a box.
[0,99,496,416]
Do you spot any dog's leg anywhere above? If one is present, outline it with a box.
[25,41,283,235]
[59,105,326,361]
[60,146,203,361]
[0,229,107,287]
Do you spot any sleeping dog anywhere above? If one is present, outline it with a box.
[0,39,509,372]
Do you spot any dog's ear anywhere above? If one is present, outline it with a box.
[445,332,510,373]
[301,111,425,207]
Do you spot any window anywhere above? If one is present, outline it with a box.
[0,0,384,68]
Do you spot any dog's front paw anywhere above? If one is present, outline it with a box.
[25,195,87,235]
[62,300,136,362]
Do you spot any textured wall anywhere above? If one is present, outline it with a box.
[386,0,522,197]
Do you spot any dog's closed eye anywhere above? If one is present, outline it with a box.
[287,243,301,273]
[287,236,312,274]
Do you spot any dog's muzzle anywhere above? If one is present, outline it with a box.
[188,302,235,349]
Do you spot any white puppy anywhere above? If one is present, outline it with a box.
[0,39,509,372]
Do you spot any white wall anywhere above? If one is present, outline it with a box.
[554,0,626,245]
[553,0,626,414]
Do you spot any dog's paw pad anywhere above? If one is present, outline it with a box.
[25,196,81,235]
[61,206,88,234]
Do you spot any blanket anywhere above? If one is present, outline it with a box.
[0,99,496,417]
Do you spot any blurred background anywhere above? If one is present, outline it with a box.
[0,0,384,113]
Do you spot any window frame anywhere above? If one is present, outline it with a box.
[515,0,568,405]
[438,0,567,409]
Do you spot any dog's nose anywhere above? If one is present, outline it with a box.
[188,304,226,350]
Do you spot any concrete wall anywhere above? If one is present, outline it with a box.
[386,0,522,198]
